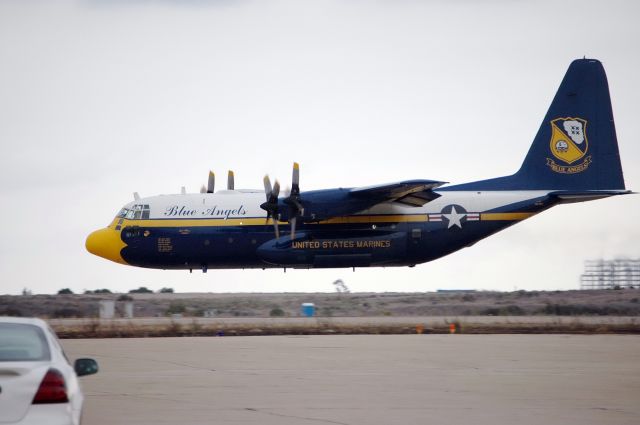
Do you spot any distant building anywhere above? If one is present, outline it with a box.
[98,300,115,319]
[123,301,134,318]
[580,258,640,289]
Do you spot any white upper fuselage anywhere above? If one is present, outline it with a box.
[120,189,553,222]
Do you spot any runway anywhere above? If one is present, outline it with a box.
[63,335,640,425]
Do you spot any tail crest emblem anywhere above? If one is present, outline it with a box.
[546,117,591,174]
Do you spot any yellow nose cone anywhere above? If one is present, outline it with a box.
[86,228,128,264]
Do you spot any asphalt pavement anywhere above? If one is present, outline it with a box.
[63,335,640,425]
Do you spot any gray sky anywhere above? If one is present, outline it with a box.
[1,0,639,295]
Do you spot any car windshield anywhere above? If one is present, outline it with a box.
[0,323,51,361]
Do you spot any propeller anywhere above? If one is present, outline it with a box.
[283,162,304,239]
[207,171,215,193]
[260,175,281,238]
[260,162,305,240]
[227,170,234,190]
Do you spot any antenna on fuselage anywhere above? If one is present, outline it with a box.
[133,192,140,201]
[181,186,186,195]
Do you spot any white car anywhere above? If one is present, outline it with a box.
[0,317,98,425]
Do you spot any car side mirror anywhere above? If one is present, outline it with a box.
[74,358,99,377]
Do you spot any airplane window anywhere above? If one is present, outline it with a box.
[125,210,135,219]
[117,208,129,218]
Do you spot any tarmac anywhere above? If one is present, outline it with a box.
[62,335,640,425]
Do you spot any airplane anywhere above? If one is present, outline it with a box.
[86,58,630,272]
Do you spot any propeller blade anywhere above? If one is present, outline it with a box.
[227,170,234,190]
[207,171,215,193]
[291,162,300,195]
[290,215,297,240]
[290,197,303,212]
[263,175,272,201]
[261,175,281,239]
[280,162,303,238]
[273,218,280,239]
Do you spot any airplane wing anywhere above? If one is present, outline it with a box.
[280,179,447,224]
[262,163,448,229]
[349,179,447,206]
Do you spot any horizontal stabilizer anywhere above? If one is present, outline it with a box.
[549,189,632,204]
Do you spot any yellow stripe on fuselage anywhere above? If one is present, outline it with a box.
[480,212,535,221]
[110,212,533,229]
[119,218,280,227]
[316,215,428,224]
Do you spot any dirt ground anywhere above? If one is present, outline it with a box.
[49,315,640,337]
[3,289,640,319]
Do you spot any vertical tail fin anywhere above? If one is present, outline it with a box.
[514,58,625,190]
[451,59,626,191]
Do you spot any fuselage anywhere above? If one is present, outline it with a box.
[86,188,557,270]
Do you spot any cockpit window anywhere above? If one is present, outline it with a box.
[130,204,151,220]
[117,205,150,220]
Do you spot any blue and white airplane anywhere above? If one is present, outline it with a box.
[86,59,630,272]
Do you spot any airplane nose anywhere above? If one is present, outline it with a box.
[85,228,128,264]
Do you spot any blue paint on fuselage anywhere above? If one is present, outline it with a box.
[119,194,555,270]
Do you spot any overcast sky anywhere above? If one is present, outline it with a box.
[1,0,639,295]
